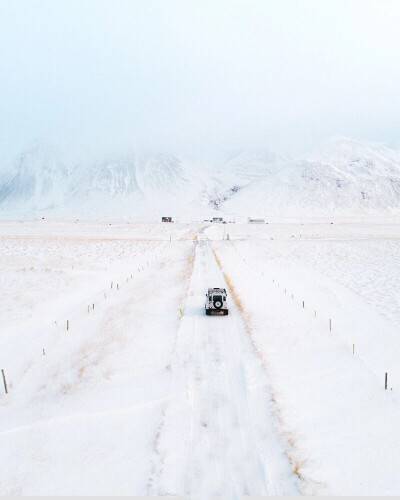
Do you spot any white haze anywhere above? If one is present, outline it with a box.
[0,0,400,170]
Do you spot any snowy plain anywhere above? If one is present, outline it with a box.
[0,220,198,494]
[1,217,400,495]
[209,219,400,495]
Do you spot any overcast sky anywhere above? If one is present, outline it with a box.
[0,0,399,167]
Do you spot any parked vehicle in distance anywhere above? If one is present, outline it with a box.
[162,216,173,222]
[205,288,229,315]
[247,217,265,224]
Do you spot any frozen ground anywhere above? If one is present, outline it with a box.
[209,218,400,495]
[0,221,199,495]
[1,218,400,495]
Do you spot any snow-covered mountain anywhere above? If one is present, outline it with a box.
[204,150,284,210]
[0,144,70,213]
[1,138,400,219]
[0,149,204,219]
[223,137,400,216]
[75,152,186,199]
[0,146,281,219]
[72,153,216,219]
[220,150,283,180]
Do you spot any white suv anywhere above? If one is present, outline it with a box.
[205,288,229,315]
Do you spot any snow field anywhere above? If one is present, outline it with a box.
[0,221,199,494]
[208,221,400,388]
[0,221,200,338]
[3,218,400,495]
[209,221,400,495]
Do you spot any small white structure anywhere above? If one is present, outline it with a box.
[247,217,265,224]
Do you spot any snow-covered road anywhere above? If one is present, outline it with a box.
[151,236,298,496]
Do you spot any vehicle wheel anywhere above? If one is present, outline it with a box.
[206,309,211,315]
[214,300,222,309]
[224,310,229,315]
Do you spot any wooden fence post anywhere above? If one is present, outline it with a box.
[385,372,388,390]
[2,369,8,394]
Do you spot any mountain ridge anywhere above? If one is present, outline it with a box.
[1,138,399,219]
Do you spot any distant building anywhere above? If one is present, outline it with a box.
[212,217,224,223]
[162,216,173,222]
[247,217,265,224]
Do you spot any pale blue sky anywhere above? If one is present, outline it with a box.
[0,0,399,168]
